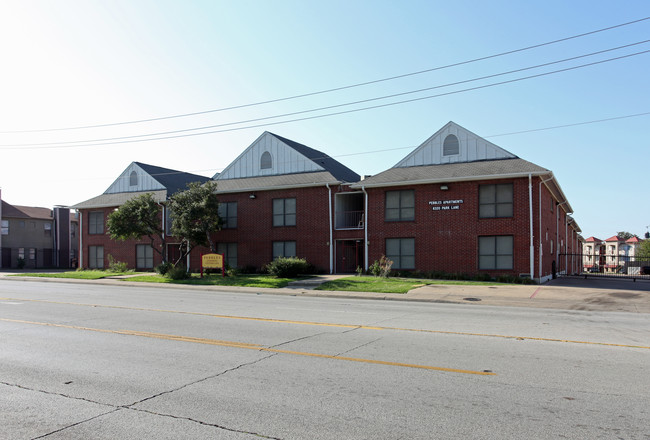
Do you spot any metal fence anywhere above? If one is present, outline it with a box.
[559,253,650,280]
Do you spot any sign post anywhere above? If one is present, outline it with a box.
[201,253,225,278]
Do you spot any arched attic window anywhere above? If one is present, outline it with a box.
[129,171,138,186]
[443,134,460,156]
[260,151,272,169]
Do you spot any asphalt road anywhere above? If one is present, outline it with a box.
[1,279,649,439]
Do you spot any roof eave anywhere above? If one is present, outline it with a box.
[351,170,549,189]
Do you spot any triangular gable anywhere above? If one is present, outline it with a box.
[215,132,330,180]
[393,121,517,168]
[104,162,167,195]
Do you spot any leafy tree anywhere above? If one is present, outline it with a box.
[637,239,650,260]
[616,231,637,240]
[107,193,167,261]
[167,181,221,266]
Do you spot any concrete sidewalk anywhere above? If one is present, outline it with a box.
[1,270,649,313]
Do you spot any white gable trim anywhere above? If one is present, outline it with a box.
[215,132,326,180]
[394,121,516,168]
[104,163,166,194]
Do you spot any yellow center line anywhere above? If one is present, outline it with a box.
[0,318,494,376]
[2,296,648,350]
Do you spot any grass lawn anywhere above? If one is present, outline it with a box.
[315,276,504,293]
[126,273,294,288]
[10,270,135,280]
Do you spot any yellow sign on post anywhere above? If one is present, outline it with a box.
[201,253,225,277]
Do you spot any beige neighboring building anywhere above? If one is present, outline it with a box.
[582,236,604,272]
[583,235,644,274]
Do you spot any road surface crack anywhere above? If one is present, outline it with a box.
[31,409,121,440]
[266,331,328,349]
[124,353,277,408]
[129,407,284,439]
[0,381,114,409]
[332,337,382,357]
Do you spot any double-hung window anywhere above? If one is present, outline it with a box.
[136,244,153,269]
[478,236,513,270]
[386,238,415,269]
[385,190,414,221]
[89,245,104,269]
[89,211,104,234]
[479,184,513,218]
[218,202,237,229]
[217,243,238,268]
[273,198,296,227]
[273,241,296,259]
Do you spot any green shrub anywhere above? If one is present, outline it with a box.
[155,261,174,276]
[16,257,25,269]
[369,256,393,278]
[266,257,310,278]
[166,265,189,280]
[107,254,128,273]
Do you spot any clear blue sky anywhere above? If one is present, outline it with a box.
[1,0,649,239]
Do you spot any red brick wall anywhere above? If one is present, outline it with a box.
[210,185,333,272]
[79,207,169,270]
[78,178,569,280]
[364,176,563,278]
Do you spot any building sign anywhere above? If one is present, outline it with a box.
[428,199,463,211]
[201,253,225,277]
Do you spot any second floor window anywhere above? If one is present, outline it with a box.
[218,202,237,229]
[385,190,414,221]
[273,198,296,227]
[89,211,104,234]
[1,220,8,235]
[479,183,513,218]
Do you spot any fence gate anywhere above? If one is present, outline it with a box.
[559,253,650,280]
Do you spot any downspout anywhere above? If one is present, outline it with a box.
[157,201,166,263]
[538,175,554,282]
[528,174,534,280]
[79,212,83,269]
[556,201,567,276]
[362,186,368,271]
[326,184,333,274]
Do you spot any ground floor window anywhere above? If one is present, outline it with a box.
[89,245,104,269]
[386,238,415,269]
[479,236,513,270]
[273,241,296,259]
[136,244,154,269]
[217,242,238,268]
[18,248,25,260]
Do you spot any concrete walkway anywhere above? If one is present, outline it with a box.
[1,270,649,313]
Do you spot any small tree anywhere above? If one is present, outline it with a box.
[637,240,650,261]
[167,181,221,266]
[107,193,167,262]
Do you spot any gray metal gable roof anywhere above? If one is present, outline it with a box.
[134,162,211,196]
[268,133,360,183]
